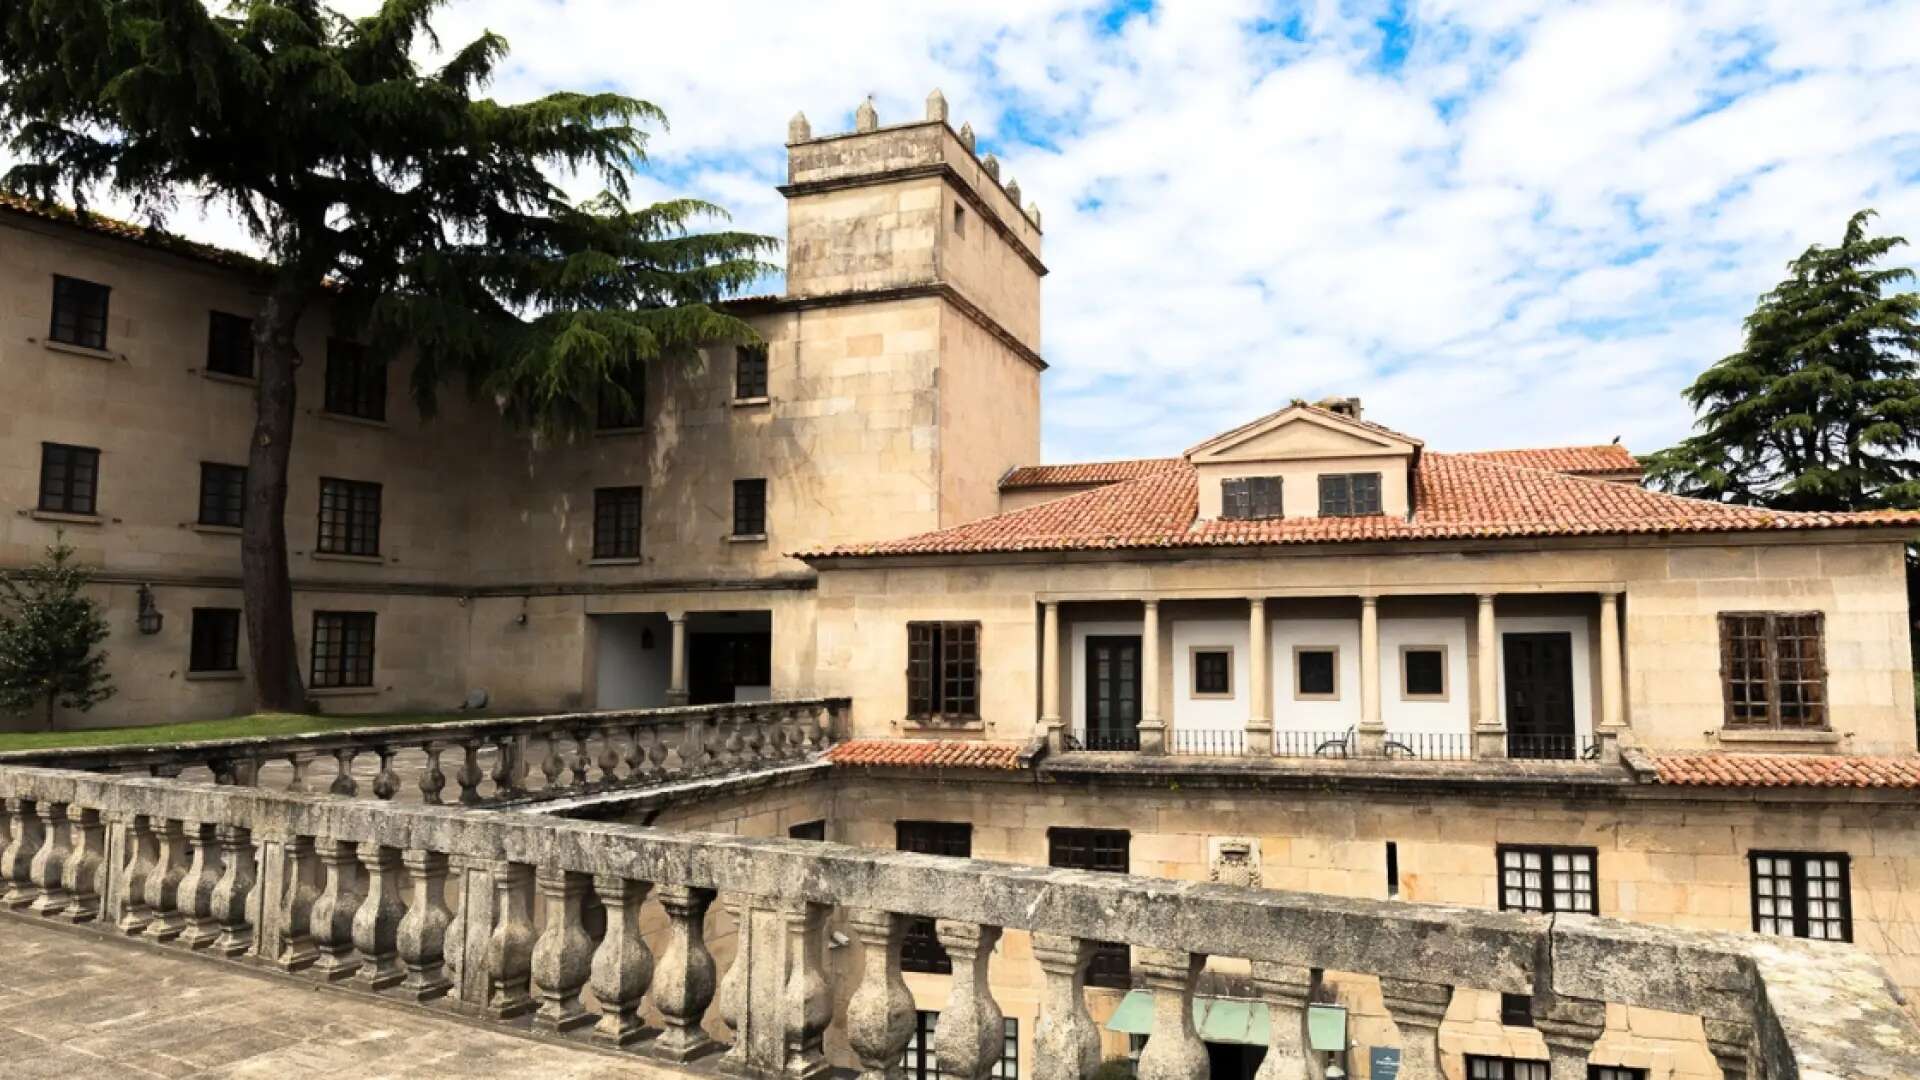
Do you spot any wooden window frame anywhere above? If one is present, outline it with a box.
[592,486,644,560]
[1399,643,1449,701]
[188,608,242,673]
[1750,850,1851,942]
[316,477,382,556]
[596,361,647,430]
[1188,646,1234,699]
[310,611,376,689]
[1317,471,1383,516]
[1220,475,1283,521]
[49,274,110,350]
[906,621,981,721]
[1497,844,1599,915]
[323,338,388,422]
[198,462,247,528]
[1718,611,1828,730]
[732,477,767,537]
[735,343,769,400]
[205,311,256,379]
[1293,644,1341,701]
[37,442,100,515]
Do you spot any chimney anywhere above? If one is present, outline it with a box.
[1315,396,1363,421]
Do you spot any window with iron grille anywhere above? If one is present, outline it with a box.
[323,338,387,421]
[1498,845,1597,914]
[1590,1068,1649,1080]
[50,275,110,350]
[205,311,255,378]
[198,463,247,528]
[317,478,382,556]
[38,442,100,515]
[311,611,376,688]
[907,622,980,719]
[736,343,769,399]
[897,822,971,973]
[596,361,647,429]
[1220,476,1283,520]
[592,486,643,559]
[1751,851,1850,942]
[188,609,241,673]
[1049,829,1131,988]
[901,1011,1017,1079]
[732,478,767,537]
[1466,1056,1549,1080]
[1719,612,1827,729]
[1318,471,1383,516]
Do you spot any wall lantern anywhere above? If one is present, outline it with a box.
[135,584,164,635]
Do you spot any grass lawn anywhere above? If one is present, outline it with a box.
[0,711,474,753]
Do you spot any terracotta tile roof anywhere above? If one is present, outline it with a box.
[1653,752,1920,788]
[1001,458,1183,491]
[805,452,1920,559]
[1460,445,1641,477]
[826,739,1027,770]
[0,192,273,274]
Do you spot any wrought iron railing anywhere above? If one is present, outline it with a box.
[1391,731,1473,761]
[1169,729,1244,757]
[1063,728,1142,752]
[1273,729,1360,758]
[1507,733,1601,761]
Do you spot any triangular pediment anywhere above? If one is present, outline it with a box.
[1186,403,1419,465]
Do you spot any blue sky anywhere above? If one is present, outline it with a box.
[118,1,1920,462]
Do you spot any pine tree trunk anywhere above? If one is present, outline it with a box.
[243,282,311,714]
[42,694,54,733]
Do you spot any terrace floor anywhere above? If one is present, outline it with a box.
[0,918,677,1079]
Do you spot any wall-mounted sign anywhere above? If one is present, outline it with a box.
[1370,1046,1402,1080]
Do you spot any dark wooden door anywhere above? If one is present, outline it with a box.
[1085,635,1142,748]
[1504,631,1575,757]
[688,632,771,705]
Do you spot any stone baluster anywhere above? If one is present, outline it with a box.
[209,824,256,955]
[568,726,594,786]
[589,875,654,1046]
[721,717,746,769]
[330,748,359,797]
[27,800,70,915]
[142,818,190,941]
[0,797,42,909]
[678,717,705,772]
[115,813,158,933]
[649,724,674,775]
[456,741,485,805]
[933,921,1006,1080]
[1378,978,1455,1080]
[209,756,238,785]
[1136,948,1209,1080]
[535,731,562,788]
[262,834,319,969]
[285,753,313,793]
[1704,1018,1756,1080]
[748,713,771,762]
[310,837,364,979]
[483,862,538,1018]
[351,843,406,988]
[595,727,623,783]
[718,896,763,1070]
[625,725,655,781]
[1537,997,1607,1080]
[396,849,454,1000]
[1250,962,1315,1080]
[371,746,401,801]
[531,867,595,1031]
[783,901,833,1076]
[1032,933,1103,1080]
[847,908,916,1078]
[490,736,519,796]
[177,820,225,947]
[418,743,448,805]
[59,805,106,923]
[652,883,719,1061]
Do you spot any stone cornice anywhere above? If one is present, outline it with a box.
[54,567,817,600]
[778,159,1047,277]
[730,281,1047,372]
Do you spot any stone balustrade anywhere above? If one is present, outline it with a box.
[0,761,1914,1079]
[0,699,848,806]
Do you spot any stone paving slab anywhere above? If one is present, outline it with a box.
[0,918,688,1079]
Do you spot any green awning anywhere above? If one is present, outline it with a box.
[1104,990,1271,1046]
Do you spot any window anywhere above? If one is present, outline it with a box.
[902,1011,1017,1079]
[37,442,100,515]
[205,311,255,378]
[735,344,769,399]
[596,361,647,430]
[1318,472,1383,516]
[1386,841,1399,897]
[1720,612,1827,729]
[188,609,241,673]
[1294,646,1339,699]
[1190,648,1232,698]
[788,820,826,841]
[1049,829,1131,988]
[323,338,387,421]
[906,622,980,719]
[49,275,110,350]
[1500,992,1533,1027]
[1751,852,1850,942]
[952,203,967,237]
[1220,476,1282,520]
[198,463,247,528]
[311,611,376,689]
[1466,1056,1548,1080]
[1591,1069,1649,1080]
[1498,845,1598,914]
[732,478,767,537]
[317,478,382,556]
[1400,645,1447,700]
[897,822,971,973]
[592,486,643,560]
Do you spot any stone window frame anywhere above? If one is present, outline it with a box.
[732,477,768,538]
[38,441,101,516]
[1718,611,1828,731]
[1398,643,1449,701]
[188,608,242,674]
[1317,471,1383,517]
[1293,644,1341,701]
[198,461,247,528]
[50,274,111,351]
[906,621,980,721]
[1497,844,1598,915]
[1221,475,1283,521]
[1188,645,1234,700]
[1750,850,1851,943]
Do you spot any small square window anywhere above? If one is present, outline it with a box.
[592,486,643,560]
[1295,646,1339,699]
[198,463,247,528]
[735,344,769,400]
[38,442,100,515]
[1401,645,1447,699]
[733,478,767,537]
[206,311,255,378]
[311,611,376,688]
[188,609,241,673]
[50,275,110,350]
[1191,648,1232,698]
[1500,992,1533,1027]
[317,477,382,556]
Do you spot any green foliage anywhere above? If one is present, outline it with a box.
[0,536,115,729]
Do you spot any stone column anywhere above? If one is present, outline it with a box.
[1473,593,1505,759]
[652,883,719,1061]
[933,921,1005,1080]
[847,908,916,1079]
[1247,597,1273,755]
[530,867,594,1032]
[1250,961,1314,1080]
[589,875,653,1047]
[1378,978,1453,1080]
[1537,997,1607,1080]
[1032,933,1102,1080]
[1357,597,1385,755]
[1136,948,1209,1079]
[667,613,690,706]
[1597,591,1625,762]
[1040,601,1063,747]
[1137,599,1166,754]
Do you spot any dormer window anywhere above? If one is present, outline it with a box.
[1221,476,1282,521]
[1319,472,1382,516]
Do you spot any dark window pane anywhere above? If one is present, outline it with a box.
[1049,829,1131,987]
[596,361,647,429]
[1404,648,1445,696]
[50,275,110,350]
[317,478,382,556]
[593,486,643,559]
[198,463,247,528]
[736,344,769,399]
[733,478,767,536]
[188,608,241,672]
[1223,476,1281,519]
[1500,993,1533,1027]
[1297,648,1336,696]
[1319,472,1383,516]
[1193,650,1231,695]
[1720,612,1827,729]
[898,822,971,973]
[788,820,826,841]
[206,311,255,378]
[311,611,376,688]
[1221,478,1250,519]
[38,442,100,515]
[323,339,387,421]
